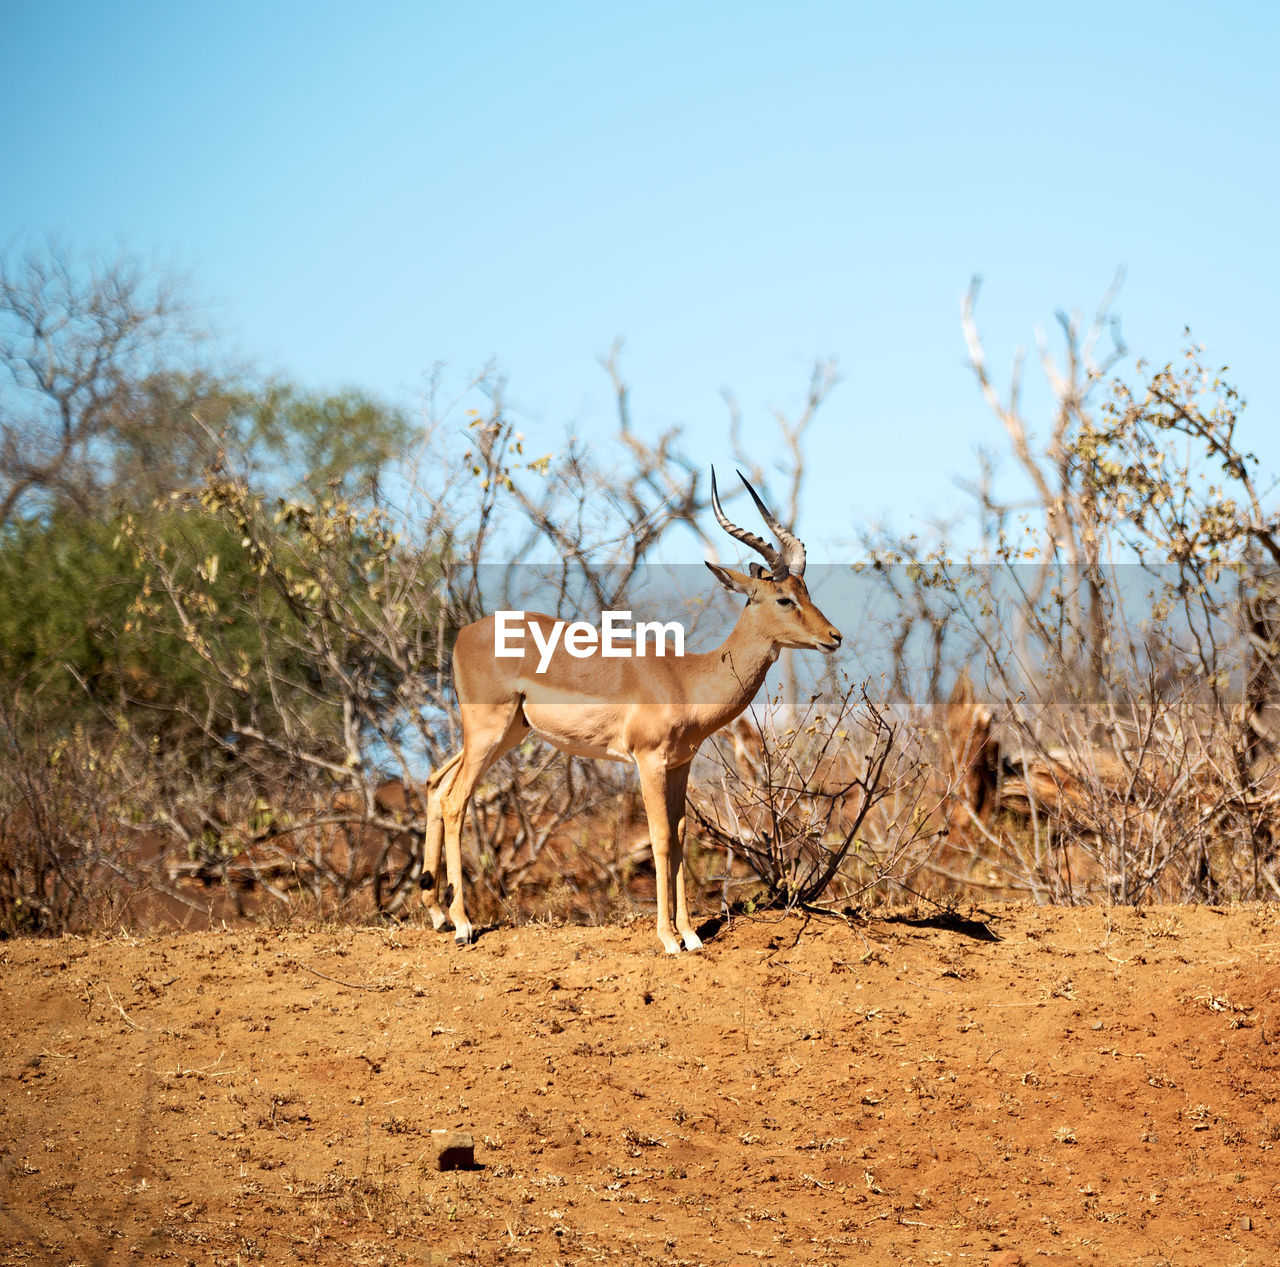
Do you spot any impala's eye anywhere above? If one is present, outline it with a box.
[776,596,796,609]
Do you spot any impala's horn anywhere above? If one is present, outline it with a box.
[709,466,806,579]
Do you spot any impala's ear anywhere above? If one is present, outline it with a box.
[705,560,756,596]
[748,562,768,580]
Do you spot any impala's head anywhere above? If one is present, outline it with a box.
[705,467,842,654]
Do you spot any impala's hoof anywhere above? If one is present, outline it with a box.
[453,923,474,946]
[428,908,448,932]
[681,931,704,951]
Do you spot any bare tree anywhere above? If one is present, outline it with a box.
[962,274,1128,698]
[0,241,222,522]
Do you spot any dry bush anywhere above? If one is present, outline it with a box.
[0,720,122,935]
[865,572,1280,907]
[854,285,1280,909]
[988,676,1280,904]
[689,676,951,912]
[0,693,199,935]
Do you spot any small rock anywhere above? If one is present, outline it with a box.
[1238,1215,1252,1231]
[430,1129,474,1171]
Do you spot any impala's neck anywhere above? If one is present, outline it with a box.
[687,602,779,731]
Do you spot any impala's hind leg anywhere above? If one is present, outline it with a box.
[421,751,463,931]
[439,700,530,944]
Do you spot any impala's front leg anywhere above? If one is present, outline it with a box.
[666,761,702,951]
[637,757,683,953]
[639,757,702,953]
[672,839,702,950]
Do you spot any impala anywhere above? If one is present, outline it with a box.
[423,468,842,952]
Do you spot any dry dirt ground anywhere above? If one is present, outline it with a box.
[4,903,1280,1266]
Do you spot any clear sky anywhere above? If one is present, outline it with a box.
[3,1,1277,558]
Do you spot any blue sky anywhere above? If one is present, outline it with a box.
[3,1,1277,558]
